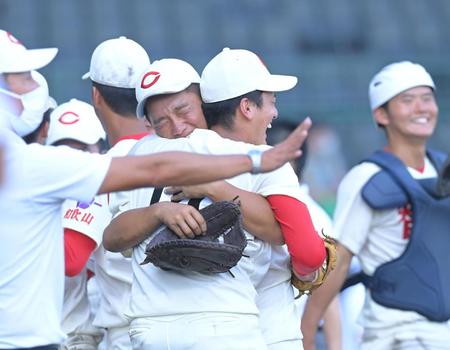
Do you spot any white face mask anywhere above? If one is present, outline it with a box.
[0,71,50,137]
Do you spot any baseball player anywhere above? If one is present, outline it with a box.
[0,30,56,144]
[104,51,325,350]
[301,61,450,350]
[63,36,151,350]
[0,31,307,349]
[46,98,107,350]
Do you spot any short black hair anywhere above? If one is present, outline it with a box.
[202,90,263,129]
[92,81,137,116]
[23,107,52,144]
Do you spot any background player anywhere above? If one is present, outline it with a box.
[46,98,106,350]
[301,61,450,350]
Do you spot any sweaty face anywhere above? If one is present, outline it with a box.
[146,90,207,139]
[379,86,438,143]
[251,92,278,145]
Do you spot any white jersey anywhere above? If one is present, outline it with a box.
[58,135,146,333]
[334,157,438,330]
[122,129,301,325]
[60,137,143,329]
[61,197,107,336]
[0,128,111,348]
[62,269,93,335]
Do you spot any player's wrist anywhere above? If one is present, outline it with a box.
[294,269,319,283]
[151,202,166,221]
[247,149,263,174]
[208,180,233,200]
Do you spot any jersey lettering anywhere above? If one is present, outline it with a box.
[63,208,95,226]
[398,204,413,239]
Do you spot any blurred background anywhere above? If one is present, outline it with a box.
[2,0,450,212]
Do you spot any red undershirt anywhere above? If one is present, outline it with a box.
[267,194,326,276]
[64,228,96,277]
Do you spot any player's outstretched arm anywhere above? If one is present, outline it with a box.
[103,202,207,252]
[97,117,312,194]
[301,243,353,350]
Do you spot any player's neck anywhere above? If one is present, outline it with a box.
[106,113,148,146]
[211,125,250,144]
[385,141,427,170]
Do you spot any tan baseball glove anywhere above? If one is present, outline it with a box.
[291,233,337,296]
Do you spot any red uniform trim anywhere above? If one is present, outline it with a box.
[113,132,151,145]
[267,194,326,276]
[64,228,97,277]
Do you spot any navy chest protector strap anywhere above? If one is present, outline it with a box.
[361,149,450,322]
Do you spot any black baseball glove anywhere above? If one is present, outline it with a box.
[141,200,247,274]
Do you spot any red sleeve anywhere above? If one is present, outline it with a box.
[64,228,97,277]
[267,194,326,276]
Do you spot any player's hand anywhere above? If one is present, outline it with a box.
[154,202,207,239]
[165,181,223,201]
[261,117,311,172]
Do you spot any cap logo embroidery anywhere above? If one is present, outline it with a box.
[6,32,22,45]
[141,71,161,89]
[58,111,80,125]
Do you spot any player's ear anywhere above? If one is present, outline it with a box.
[145,115,153,127]
[239,97,253,121]
[92,85,103,108]
[373,106,389,127]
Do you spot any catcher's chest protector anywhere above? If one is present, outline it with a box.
[361,149,450,322]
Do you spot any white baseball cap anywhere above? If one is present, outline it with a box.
[46,98,105,146]
[201,48,298,103]
[82,36,150,88]
[0,30,58,73]
[135,58,200,118]
[369,61,435,111]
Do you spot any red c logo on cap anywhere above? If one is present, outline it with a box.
[58,111,80,125]
[141,71,161,89]
[6,32,22,45]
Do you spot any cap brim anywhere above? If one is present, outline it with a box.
[257,75,298,93]
[81,72,90,80]
[1,48,58,73]
[136,80,196,119]
[47,134,103,146]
